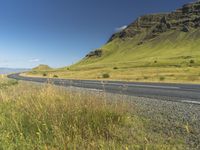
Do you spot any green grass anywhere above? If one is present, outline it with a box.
[0,78,189,149]
[27,29,200,83]
[0,76,18,89]
[75,30,200,67]
[33,64,52,71]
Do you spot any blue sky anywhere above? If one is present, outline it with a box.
[0,0,194,68]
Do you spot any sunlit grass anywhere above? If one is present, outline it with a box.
[26,30,200,83]
[26,66,200,83]
[0,76,18,89]
[0,78,188,149]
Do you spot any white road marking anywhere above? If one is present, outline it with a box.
[75,87,104,92]
[84,81,180,89]
[86,88,104,92]
[125,84,180,89]
[181,100,200,105]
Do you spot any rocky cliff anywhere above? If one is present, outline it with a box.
[108,1,200,43]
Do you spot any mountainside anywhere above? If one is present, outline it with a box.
[27,1,200,83]
[74,0,200,68]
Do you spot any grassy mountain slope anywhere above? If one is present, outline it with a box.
[27,1,200,83]
[74,29,200,68]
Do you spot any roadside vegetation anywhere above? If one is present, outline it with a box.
[26,65,200,83]
[0,77,196,149]
[0,75,18,89]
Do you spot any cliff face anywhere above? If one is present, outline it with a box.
[108,1,200,43]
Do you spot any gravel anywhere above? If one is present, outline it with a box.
[131,96,200,149]
[69,86,200,149]
[25,83,200,149]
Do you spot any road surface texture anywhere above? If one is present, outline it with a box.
[8,73,200,105]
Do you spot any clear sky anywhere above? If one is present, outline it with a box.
[0,0,194,68]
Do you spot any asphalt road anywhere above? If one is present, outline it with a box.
[7,73,200,104]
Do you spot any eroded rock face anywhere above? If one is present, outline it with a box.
[108,1,200,43]
[86,49,102,58]
[108,14,166,42]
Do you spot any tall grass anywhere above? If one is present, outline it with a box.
[0,79,186,149]
[0,82,132,149]
[0,77,18,89]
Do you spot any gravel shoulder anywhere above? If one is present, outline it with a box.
[72,86,200,149]
[20,81,200,149]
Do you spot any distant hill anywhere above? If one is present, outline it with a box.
[32,65,52,71]
[0,68,29,74]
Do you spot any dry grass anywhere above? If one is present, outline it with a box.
[0,78,187,149]
[0,76,18,89]
[26,66,200,84]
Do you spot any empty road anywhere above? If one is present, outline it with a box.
[8,73,200,104]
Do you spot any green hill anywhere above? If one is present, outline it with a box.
[32,65,52,71]
[27,1,200,83]
[75,30,200,68]
[75,1,200,68]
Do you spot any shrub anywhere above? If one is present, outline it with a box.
[154,60,157,63]
[43,73,47,77]
[102,73,110,78]
[53,75,58,78]
[174,64,181,68]
[159,76,165,81]
[113,67,118,70]
[144,76,149,80]
[190,60,195,64]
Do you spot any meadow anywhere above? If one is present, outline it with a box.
[26,66,200,83]
[0,77,195,149]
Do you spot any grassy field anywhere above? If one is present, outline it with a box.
[26,66,200,83]
[26,30,200,83]
[0,77,192,149]
[0,75,18,88]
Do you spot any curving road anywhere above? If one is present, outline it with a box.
[8,73,200,105]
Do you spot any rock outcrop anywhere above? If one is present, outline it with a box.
[108,1,200,43]
[86,49,102,58]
